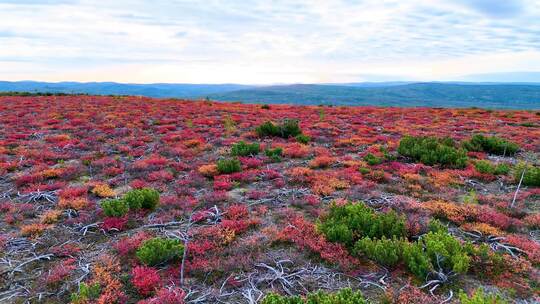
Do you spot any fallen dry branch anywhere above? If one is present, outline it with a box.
[1,253,54,276]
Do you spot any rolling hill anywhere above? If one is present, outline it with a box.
[1,81,539,109]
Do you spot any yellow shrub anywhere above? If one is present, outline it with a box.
[40,210,63,224]
[41,168,63,178]
[58,197,89,210]
[92,184,115,198]
[461,222,503,236]
[198,164,219,177]
[21,223,51,237]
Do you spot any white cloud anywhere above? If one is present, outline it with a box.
[0,0,539,83]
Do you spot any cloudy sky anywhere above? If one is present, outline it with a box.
[1,0,540,83]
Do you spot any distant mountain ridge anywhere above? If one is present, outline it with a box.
[1,80,539,109]
[0,81,251,98]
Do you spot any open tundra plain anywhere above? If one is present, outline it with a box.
[0,95,539,303]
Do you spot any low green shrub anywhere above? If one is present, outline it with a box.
[514,163,540,187]
[319,206,471,280]
[358,167,370,175]
[280,119,303,138]
[354,236,404,267]
[231,141,260,156]
[136,237,184,266]
[402,241,432,278]
[295,134,311,144]
[318,202,406,248]
[402,230,471,278]
[423,230,470,274]
[71,282,101,304]
[462,134,519,156]
[255,119,302,138]
[124,188,160,210]
[463,190,479,205]
[216,158,242,174]
[428,219,448,233]
[101,198,129,217]
[474,160,510,175]
[256,121,280,137]
[363,153,382,166]
[398,136,467,168]
[379,146,396,161]
[265,147,283,162]
[458,289,508,304]
[493,163,510,175]
[261,288,367,304]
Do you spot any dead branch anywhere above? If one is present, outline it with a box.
[78,222,103,236]
[142,220,185,229]
[17,190,57,203]
[511,166,526,208]
[1,254,54,276]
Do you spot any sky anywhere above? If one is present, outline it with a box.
[1,0,540,84]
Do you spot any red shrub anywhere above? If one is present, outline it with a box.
[133,155,168,171]
[115,232,152,257]
[246,190,265,200]
[276,214,359,270]
[50,243,81,257]
[59,186,88,198]
[225,204,248,220]
[44,258,77,286]
[504,234,540,263]
[524,213,540,229]
[101,216,129,232]
[147,169,174,182]
[131,265,161,296]
[137,286,185,304]
[476,207,515,230]
[239,157,263,169]
[130,179,148,189]
[213,177,233,191]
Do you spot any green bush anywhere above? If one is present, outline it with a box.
[71,282,101,304]
[136,237,184,266]
[216,158,242,174]
[514,163,540,187]
[265,147,283,162]
[295,134,311,144]
[458,289,507,304]
[231,141,260,156]
[280,119,303,138]
[256,121,280,137]
[423,230,470,274]
[398,136,468,168]
[124,188,160,210]
[462,134,519,156]
[261,288,367,304]
[493,163,510,175]
[402,230,471,278]
[428,219,447,233]
[402,241,432,278]
[474,160,509,175]
[353,236,404,267]
[262,293,303,304]
[358,167,370,175]
[255,119,302,138]
[363,153,382,166]
[463,190,479,205]
[101,198,129,217]
[318,202,406,248]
